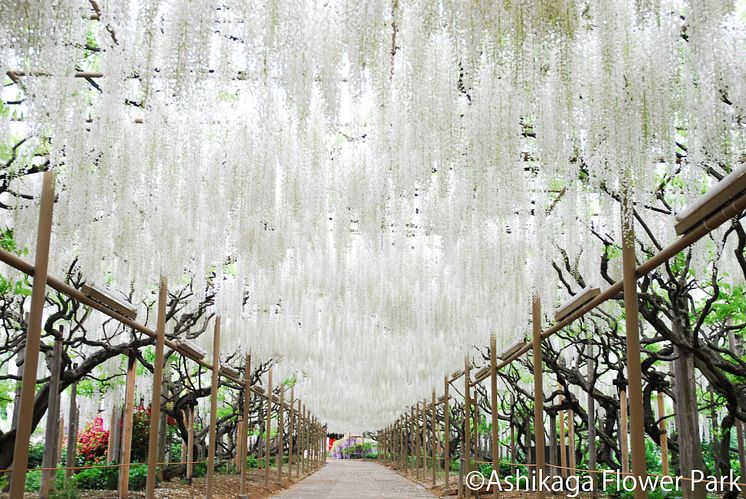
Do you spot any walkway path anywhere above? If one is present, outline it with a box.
[273,459,437,498]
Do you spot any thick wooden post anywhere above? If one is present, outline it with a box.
[532,296,546,498]
[728,326,746,483]
[186,406,194,482]
[619,386,630,474]
[264,368,273,487]
[410,405,416,475]
[510,398,516,476]
[66,373,79,483]
[145,277,168,498]
[239,353,252,497]
[118,356,137,498]
[399,417,405,470]
[464,357,471,499]
[559,390,567,480]
[205,317,221,498]
[108,404,120,463]
[490,335,499,498]
[587,344,597,498]
[288,386,294,478]
[621,191,649,499]
[568,409,576,476]
[40,335,63,498]
[444,376,450,492]
[9,171,55,497]
[432,389,437,487]
[277,386,285,483]
[657,392,669,475]
[296,399,302,478]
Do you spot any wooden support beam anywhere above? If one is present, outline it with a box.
[9,171,55,497]
[587,345,598,498]
[288,386,294,479]
[619,387,629,474]
[464,357,471,499]
[568,409,576,476]
[296,399,302,478]
[239,353,252,496]
[657,392,669,476]
[490,334,499,498]
[205,317,221,498]
[277,386,285,483]
[66,373,79,484]
[186,406,194,482]
[559,389,567,480]
[621,191,649,499]
[432,389,437,487]
[532,296,546,498]
[444,376,450,493]
[40,335,63,498]
[118,356,137,498]
[264,367,273,487]
[145,277,168,498]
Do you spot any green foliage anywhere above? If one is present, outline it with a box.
[73,466,118,490]
[73,463,147,491]
[246,455,259,468]
[28,442,46,468]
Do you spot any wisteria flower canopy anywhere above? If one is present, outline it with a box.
[0,0,744,432]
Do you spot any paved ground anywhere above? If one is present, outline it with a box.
[273,459,437,498]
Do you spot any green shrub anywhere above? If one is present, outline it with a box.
[24,469,41,492]
[247,455,259,468]
[73,463,147,491]
[73,466,118,490]
[28,442,46,468]
[192,462,207,478]
[128,464,147,491]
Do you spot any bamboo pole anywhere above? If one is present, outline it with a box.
[239,353,252,497]
[532,296,546,499]
[9,171,55,498]
[145,277,168,498]
[264,367,273,487]
[277,386,285,483]
[657,392,669,476]
[621,190,649,499]
[206,317,221,498]
[490,334,499,498]
[118,356,137,498]
[40,335,63,498]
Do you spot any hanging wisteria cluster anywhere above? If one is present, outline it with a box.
[0,0,744,432]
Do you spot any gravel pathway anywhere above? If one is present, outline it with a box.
[273,459,437,498]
